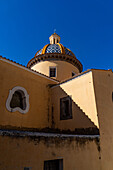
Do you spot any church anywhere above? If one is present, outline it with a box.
[0,33,113,170]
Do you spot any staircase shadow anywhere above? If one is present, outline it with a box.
[51,86,99,135]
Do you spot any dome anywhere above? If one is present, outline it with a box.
[27,33,83,73]
[35,43,75,57]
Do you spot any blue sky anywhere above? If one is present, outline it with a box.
[0,0,113,71]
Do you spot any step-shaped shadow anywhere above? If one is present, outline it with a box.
[51,86,99,135]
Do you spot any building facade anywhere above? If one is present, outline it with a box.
[0,33,112,170]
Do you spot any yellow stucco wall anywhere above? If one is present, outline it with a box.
[0,59,96,132]
[0,59,57,130]
[31,60,79,81]
[0,59,106,170]
[51,85,96,131]
[0,134,101,170]
[92,69,113,170]
[58,71,99,128]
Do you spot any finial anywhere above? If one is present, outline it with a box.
[54,29,56,34]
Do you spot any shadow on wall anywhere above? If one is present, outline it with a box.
[51,85,99,135]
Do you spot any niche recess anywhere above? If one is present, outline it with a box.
[6,86,29,114]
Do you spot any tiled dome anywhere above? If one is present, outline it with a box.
[45,44,61,54]
[64,47,73,57]
[35,43,75,57]
[34,33,75,57]
[27,33,83,73]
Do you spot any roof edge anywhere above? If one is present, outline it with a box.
[0,56,59,83]
[27,53,83,72]
[51,68,113,88]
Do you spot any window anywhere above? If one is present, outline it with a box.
[72,72,76,77]
[60,96,72,120]
[54,38,55,44]
[6,86,29,114]
[10,90,26,110]
[44,159,63,170]
[49,67,56,77]
[24,168,30,170]
[57,39,59,43]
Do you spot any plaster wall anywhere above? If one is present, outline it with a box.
[92,69,113,170]
[0,134,101,170]
[51,85,96,131]
[31,60,79,81]
[0,59,57,130]
[57,71,99,128]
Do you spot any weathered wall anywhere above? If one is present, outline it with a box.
[31,60,79,81]
[57,71,99,128]
[0,59,57,130]
[51,85,96,131]
[0,133,101,170]
[92,69,113,170]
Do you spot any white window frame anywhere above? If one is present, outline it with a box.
[6,86,29,114]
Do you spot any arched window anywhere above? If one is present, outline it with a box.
[10,90,26,110]
[57,39,58,43]
[6,86,29,114]
[54,38,55,44]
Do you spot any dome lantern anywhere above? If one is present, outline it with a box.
[49,33,60,44]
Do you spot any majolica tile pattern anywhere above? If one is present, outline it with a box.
[36,44,74,57]
[64,47,73,56]
[36,49,43,56]
[45,44,61,54]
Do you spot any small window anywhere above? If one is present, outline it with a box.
[60,96,72,120]
[57,39,59,43]
[10,90,26,110]
[6,86,29,114]
[72,72,76,77]
[24,168,30,170]
[49,67,56,77]
[54,38,55,44]
[44,159,63,170]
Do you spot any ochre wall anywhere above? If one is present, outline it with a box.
[51,85,96,131]
[0,59,57,130]
[31,60,79,81]
[58,71,99,128]
[92,69,113,170]
[0,135,101,170]
[0,59,96,132]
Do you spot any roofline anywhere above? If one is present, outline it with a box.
[27,53,83,72]
[0,56,59,83]
[50,70,92,88]
[51,68,113,88]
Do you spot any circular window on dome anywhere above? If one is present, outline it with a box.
[6,86,29,114]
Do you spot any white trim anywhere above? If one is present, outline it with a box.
[6,86,29,114]
[0,58,58,83]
